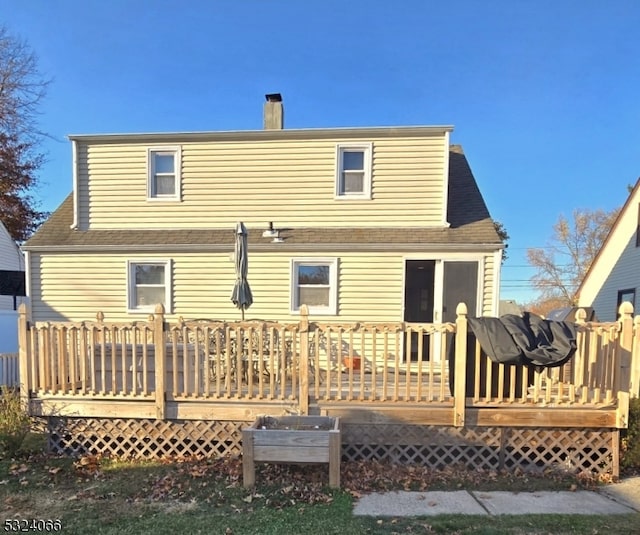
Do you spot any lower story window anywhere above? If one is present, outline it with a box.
[291,258,338,315]
[127,260,172,313]
[617,288,635,315]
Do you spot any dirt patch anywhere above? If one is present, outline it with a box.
[257,416,335,431]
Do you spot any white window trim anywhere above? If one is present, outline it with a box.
[334,143,372,200]
[290,258,339,315]
[147,146,182,201]
[126,259,173,314]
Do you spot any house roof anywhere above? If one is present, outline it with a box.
[23,146,502,253]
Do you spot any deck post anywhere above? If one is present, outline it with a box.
[17,303,30,407]
[453,303,468,427]
[612,428,620,479]
[617,302,633,427]
[242,426,255,488]
[153,304,167,420]
[298,304,310,415]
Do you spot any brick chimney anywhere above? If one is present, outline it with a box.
[264,93,284,130]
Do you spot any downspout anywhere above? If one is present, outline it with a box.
[442,131,451,227]
[70,139,78,229]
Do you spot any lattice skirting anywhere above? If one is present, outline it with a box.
[44,417,617,476]
[341,424,617,476]
[47,417,246,459]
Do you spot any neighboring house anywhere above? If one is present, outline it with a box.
[22,95,504,358]
[0,220,25,366]
[498,299,522,317]
[0,220,25,311]
[577,178,640,321]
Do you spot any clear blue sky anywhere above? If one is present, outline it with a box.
[3,0,639,304]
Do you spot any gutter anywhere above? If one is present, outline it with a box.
[22,242,504,254]
[67,125,454,144]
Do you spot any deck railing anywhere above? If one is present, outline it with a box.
[309,321,453,404]
[18,302,640,426]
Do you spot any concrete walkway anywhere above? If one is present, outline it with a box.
[353,476,640,516]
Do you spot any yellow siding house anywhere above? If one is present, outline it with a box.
[23,95,504,349]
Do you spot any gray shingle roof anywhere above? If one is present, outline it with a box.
[24,147,502,252]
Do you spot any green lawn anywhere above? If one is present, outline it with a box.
[1,454,638,535]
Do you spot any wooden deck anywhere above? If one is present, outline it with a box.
[17,303,640,476]
[21,303,634,424]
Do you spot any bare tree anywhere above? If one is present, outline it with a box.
[0,26,49,242]
[527,208,619,304]
[523,295,571,318]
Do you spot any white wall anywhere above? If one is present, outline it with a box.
[0,310,19,388]
[0,310,18,353]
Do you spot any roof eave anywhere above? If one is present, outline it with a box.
[22,242,503,254]
[67,125,455,144]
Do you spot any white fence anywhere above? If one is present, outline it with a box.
[0,353,18,388]
[0,310,19,388]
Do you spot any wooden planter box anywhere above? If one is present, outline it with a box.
[242,415,341,488]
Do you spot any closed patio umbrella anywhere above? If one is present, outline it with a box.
[231,222,253,320]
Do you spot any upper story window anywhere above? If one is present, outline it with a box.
[290,258,338,315]
[127,260,172,313]
[148,147,181,201]
[335,143,372,199]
